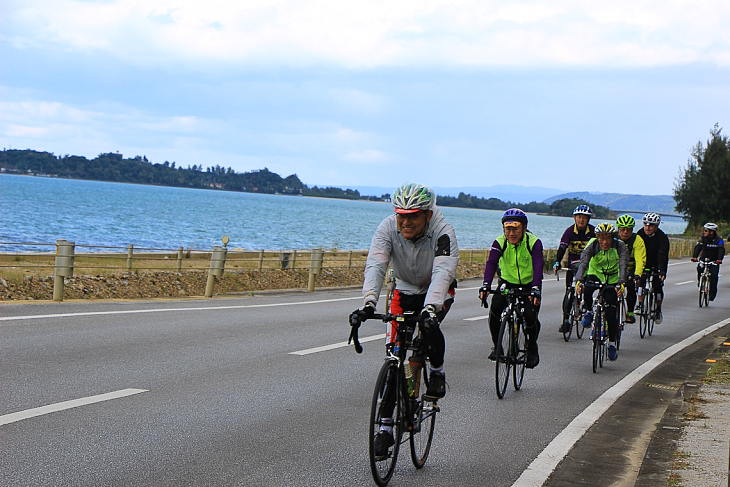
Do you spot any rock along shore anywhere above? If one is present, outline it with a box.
[0,263,486,301]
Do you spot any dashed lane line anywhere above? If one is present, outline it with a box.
[0,388,148,426]
[290,334,386,355]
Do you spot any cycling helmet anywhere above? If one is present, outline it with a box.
[616,214,635,228]
[595,223,616,234]
[573,205,593,216]
[642,212,661,226]
[501,208,528,227]
[704,222,718,232]
[392,182,436,214]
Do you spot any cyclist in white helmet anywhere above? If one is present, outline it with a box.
[349,182,459,457]
[691,222,725,301]
[637,212,669,323]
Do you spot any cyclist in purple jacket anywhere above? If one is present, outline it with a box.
[553,205,596,332]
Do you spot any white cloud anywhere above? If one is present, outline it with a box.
[5,0,729,67]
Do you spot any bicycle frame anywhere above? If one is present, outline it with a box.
[698,260,718,308]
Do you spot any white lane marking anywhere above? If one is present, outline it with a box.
[464,315,489,321]
[668,261,693,266]
[675,280,695,286]
[290,334,386,355]
[0,388,148,426]
[512,317,730,487]
[0,296,363,322]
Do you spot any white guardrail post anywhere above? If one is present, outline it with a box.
[53,239,75,302]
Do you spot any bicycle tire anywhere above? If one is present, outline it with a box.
[638,299,647,338]
[616,298,624,351]
[369,360,402,487]
[513,319,526,391]
[647,290,655,336]
[592,309,602,373]
[495,314,511,399]
[700,273,709,308]
[409,364,436,468]
[703,275,710,307]
[573,295,584,339]
[563,291,573,342]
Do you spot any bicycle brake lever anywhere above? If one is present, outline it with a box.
[348,327,363,354]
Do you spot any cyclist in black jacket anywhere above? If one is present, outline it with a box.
[691,222,725,301]
[637,212,670,324]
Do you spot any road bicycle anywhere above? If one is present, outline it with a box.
[557,264,584,341]
[581,281,620,373]
[487,285,536,399]
[637,271,660,338]
[349,311,439,486]
[698,260,717,308]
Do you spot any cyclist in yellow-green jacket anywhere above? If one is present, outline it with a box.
[576,223,629,361]
[616,215,646,324]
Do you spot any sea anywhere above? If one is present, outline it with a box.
[0,174,688,253]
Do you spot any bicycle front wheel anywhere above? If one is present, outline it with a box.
[409,365,437,468]
[592,310,601,373]
[647,291,655,336]
[573,297,584,339]
[513,320,526,391]
[563,292,573,342]
[495,315,512,399]
[639,297,649,338]
[616,299,625,351]
[369,360,402,487]
[700,274,709,307]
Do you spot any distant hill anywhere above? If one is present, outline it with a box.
[350,184,565,204]
[543,192,681,217]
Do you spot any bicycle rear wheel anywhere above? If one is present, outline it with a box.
[369,360,402,487]
[409,364,437,468]
[495,315,512,399]
[513,320,526,391]
[616,298,625,351]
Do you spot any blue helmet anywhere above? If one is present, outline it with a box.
[501,208,528,227]
[573,205,592,216]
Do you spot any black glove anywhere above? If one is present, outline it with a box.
[349,303,375,326]
[478,283,490,308]
[531,286,541,301]
[420,305,438,332]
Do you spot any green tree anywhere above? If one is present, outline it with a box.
[674,124,730,227]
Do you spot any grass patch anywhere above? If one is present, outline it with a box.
[702,350,730,385]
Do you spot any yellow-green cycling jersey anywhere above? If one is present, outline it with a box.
[622,233,646,277]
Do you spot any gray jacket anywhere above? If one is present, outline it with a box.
[362,206,459,310]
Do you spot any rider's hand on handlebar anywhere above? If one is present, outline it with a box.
[691,257,698,262]
[530,286,541,306]
[717,260,723,265]
[420,305,439,332]
[478,283,490,307]
[349,302,375,327]
[553,262,560,274]
[576,281,584,295]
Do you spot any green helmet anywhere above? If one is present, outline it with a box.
[596,222,616,234]
[392,182,436,214]
[616,214,635,228]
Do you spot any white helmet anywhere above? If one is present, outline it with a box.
[642,212,661,226]
[704,222,718,232]
[392,182,436,214]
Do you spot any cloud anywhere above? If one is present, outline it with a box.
[4,0,729,67]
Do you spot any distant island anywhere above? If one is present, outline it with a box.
[1,149,615,218]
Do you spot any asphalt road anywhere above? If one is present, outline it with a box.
[1,257,728,486]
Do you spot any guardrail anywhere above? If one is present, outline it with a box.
[0,236,704,301]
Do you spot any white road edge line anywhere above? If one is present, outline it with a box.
[0,388,148,426]
[464,315,489,321]
[675,280,695,286]
[0,296,363,322]
[290,334,386,355]
[512,317,730,487]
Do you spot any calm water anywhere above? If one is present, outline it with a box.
[0,174,687,252]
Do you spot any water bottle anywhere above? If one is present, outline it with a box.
[406,356,422,397]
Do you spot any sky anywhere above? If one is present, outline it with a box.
[1,0,729,197]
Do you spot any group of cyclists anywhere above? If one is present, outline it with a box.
[348,182,724,457]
